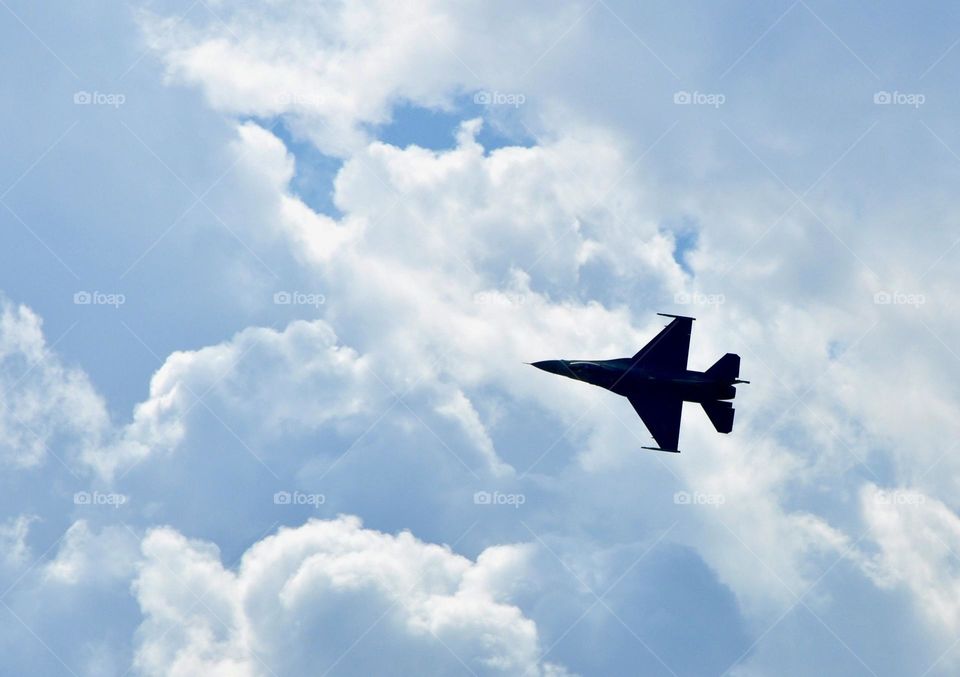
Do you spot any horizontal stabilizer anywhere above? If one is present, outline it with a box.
[705,353,740,381]
[701,400,734,434]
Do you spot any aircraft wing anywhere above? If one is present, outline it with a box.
[628,393,683,452]
[631,316,692,371]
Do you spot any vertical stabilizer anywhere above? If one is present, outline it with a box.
[705,353,740,381]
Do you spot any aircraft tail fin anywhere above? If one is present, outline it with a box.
[701,400,734,434]
[705,353,740,381]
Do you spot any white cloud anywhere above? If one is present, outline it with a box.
[141,0,589,156]
[84,117,689,483]
[0,107,905,673]
[435,386,509,476]
[86,319,373,479]
[135,114,872,634]
[43,520,139,586]
[0,514,35,568]
[224,118,684,409]
[86,313,527,482]
[0,299,109,469]
[230,122,353,262]
[6,0,960,673]
[221,119,858,617]
[132,515,572,676]
[860,484,960,636]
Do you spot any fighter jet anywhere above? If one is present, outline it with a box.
[530,313,748,453]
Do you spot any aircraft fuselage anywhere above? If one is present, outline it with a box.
[530,359,738,403]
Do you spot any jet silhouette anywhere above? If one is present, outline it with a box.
[530,313,748,452]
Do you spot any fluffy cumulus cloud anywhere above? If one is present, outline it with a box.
[43,520,139,586]
[218,116,855,621]
[86,319,375,479]
[223,116,683,419]
[132,516,571,676]
[87,313,527,487]
[140,0,588,156]
[229,114,683,299]
[6,0,960,675]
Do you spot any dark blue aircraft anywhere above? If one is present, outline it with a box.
[530,313,748,452]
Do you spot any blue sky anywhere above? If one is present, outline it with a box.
[3,1,960,675]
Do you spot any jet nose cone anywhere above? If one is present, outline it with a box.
[530,360,566,376]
